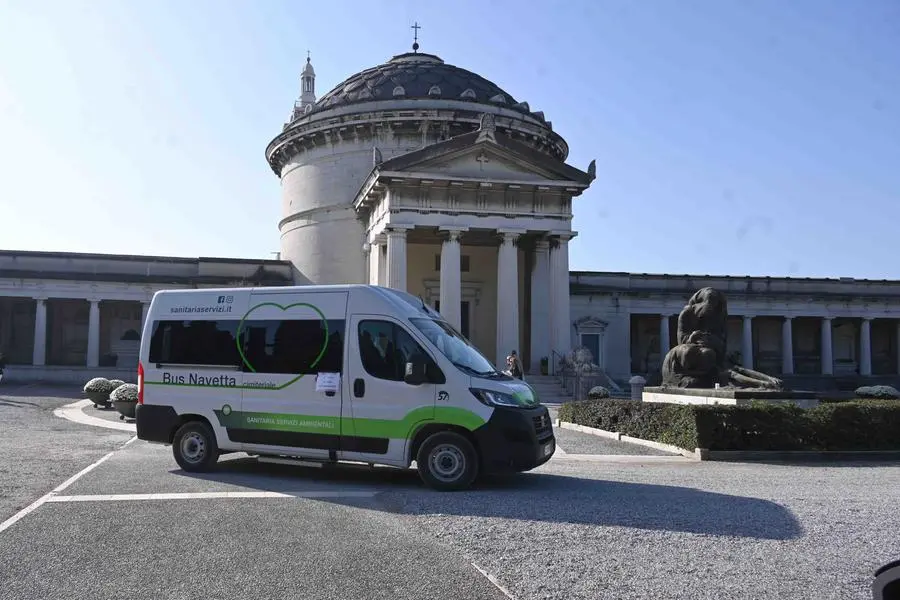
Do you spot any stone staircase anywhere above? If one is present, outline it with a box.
[526,374,573,407]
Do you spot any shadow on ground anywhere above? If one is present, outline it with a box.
[0,383,83,399]
[175,457,803,541]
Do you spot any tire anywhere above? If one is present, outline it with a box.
[415,431,479,491]
[172,421,219,472]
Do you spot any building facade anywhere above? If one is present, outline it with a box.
[570,272,900,390]
[2,48,899,390]
[0,250,291,383]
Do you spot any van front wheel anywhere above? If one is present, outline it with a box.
[416,431,479,491]
[172,421,219,472]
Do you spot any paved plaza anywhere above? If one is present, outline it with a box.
[1,383,898,600]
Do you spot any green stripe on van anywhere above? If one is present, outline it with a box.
[212,406,486,439]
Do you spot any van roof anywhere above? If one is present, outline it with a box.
[152,283,373,295]
[152,284,441,320]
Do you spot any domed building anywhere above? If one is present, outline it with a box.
[265,49,597,369]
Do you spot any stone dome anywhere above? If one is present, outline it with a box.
[312,52,547,123]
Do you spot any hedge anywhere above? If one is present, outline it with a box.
[558,398,900,452]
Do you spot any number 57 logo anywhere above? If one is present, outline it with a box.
[438,391,449,402]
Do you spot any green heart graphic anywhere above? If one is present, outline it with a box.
[234,302,330,386]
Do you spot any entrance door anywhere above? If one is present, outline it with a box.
[342,315,438,466]
[434,300,470,338]
[581,333,601,368]
[236,290,348,460]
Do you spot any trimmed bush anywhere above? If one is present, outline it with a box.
[559,399,700,451]
[110,383,138,403]
[587,386,610,400]
[109,379,126,389]
[83,377,115,394]
[559,398,900,452]
[855,385,900,400]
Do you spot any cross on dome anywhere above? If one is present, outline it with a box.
[411,21,421,52]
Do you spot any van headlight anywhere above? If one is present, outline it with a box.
[469,388,522,408]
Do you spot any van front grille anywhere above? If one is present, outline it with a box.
[532,414,552,440]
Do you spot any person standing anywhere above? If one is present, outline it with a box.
[506,350,524,380]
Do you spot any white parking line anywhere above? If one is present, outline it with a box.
[472,562,517,599]
[47,490,378,502]
[0,436,137,534]
[553,453,695,463]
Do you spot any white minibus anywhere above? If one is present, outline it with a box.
[135,284,555,490]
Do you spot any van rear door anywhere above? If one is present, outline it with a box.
[229,290,349,460]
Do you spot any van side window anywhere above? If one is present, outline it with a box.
[239,319,345,374]
[358,320,429,381]
[148,320,240,367]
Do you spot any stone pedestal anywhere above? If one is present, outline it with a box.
[629,375,646,400]
[642,387,819,409]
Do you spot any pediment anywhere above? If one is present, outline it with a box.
[376,128,593,186]
[403,145,560,182]
[574,316,609,332]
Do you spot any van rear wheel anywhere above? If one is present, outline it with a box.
[416,431,479,491]
[172,421,219,472]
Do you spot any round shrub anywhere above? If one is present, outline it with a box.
[110,383,138,403]
[588,386,610,400]
[855,385,900,400]
[83,377,115,394]
[109,379,126,389]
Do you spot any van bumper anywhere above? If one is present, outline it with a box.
[135,404,180,444]
[474,405,555,474]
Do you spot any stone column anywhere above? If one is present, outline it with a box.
[821,316,833,375]
[385,227,409,292]
[781,316,794,375]
[495,231,520,366]
[860,317,872,376]
[87,299,101,368]
[376,235,387,287]
[659,314,670,356]
[742,315,754,370]
[530,238,551,373]
[438,228,463,330]
[32,298,47,366]
[549,232,574,358]
[366,242,376,285]
[362,242,372,286]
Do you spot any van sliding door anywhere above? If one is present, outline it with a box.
[231,290,349,459]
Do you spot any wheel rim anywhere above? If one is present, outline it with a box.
[428,443,466,483]
[180,432,206,464]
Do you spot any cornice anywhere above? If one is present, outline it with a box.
[265,106,567,176]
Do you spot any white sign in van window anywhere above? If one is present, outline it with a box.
[315,373,341,393]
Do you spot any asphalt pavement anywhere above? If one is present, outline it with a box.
[0,384,132,521]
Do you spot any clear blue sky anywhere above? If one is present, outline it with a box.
[1,0,898,279]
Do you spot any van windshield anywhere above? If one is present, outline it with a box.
[409,317,499,376]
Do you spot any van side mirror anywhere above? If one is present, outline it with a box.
[404,354,428,386]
